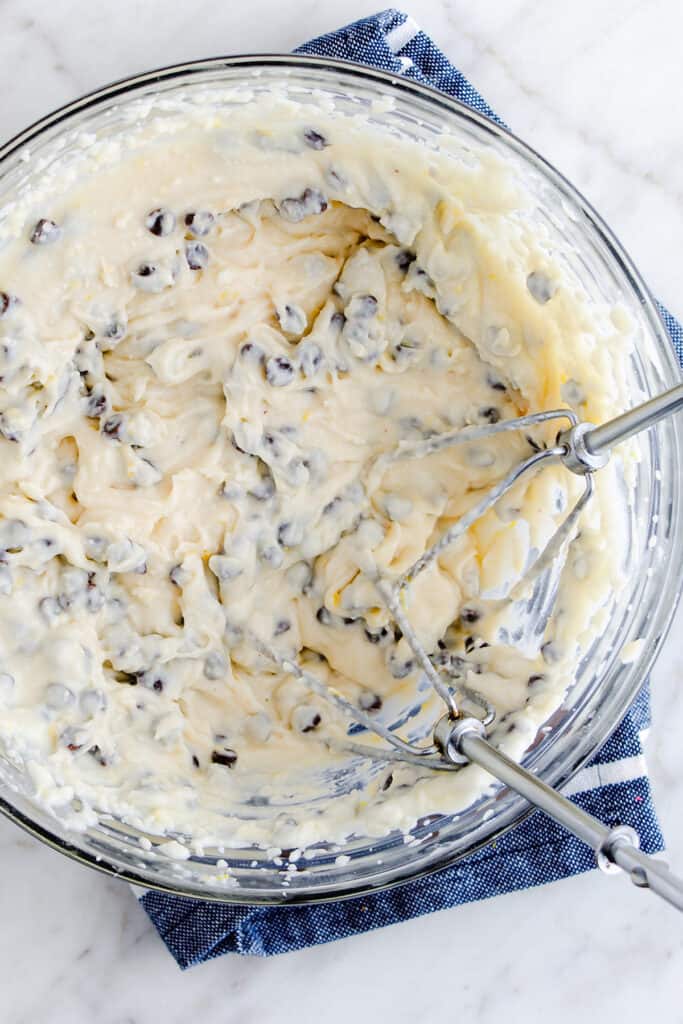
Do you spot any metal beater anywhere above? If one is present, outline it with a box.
[256,382,683,910]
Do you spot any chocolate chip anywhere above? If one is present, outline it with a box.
[266,355,296,387]
[0,415,20,443]
[192,754,200,768]
[145,208,176,236]
[276,303,307,335]
[239,342,265,365]
[528,673,545,685]
[286,560,313,595]
[442,646,467,671]
[364,627,389,644]
[262,431,280,452]
[298,340,323,378]
[487,374,507,392]
[277,521,303,548]
[541,641,560,664]
[278,188,328,223]
[395,250,416,272]
[359,690,382,712]
[102,414,124,440]
[88,744,108,766]
[285,456,309,488]
[131,262,166,290]
[480,407,501,424]
[381,772,393,791]
[0,292,17,318]
[258,540,284,568]
[460,607,481,624]
[292,705,322,733]
[432,649,451,669]
[303,127,329,150]
[184,210,215,237]
[393,339,421,361]
[185,241,209,270]
[30,219,62,245]
[464,636,475,653]
[208,554,243,581]
[169,564,185,587]
[351,294,378,318]
[527,271,557,305]
[211,748,238,767]
[387,654,414,679]
[316,606,332,625]
[102,319,127,344]
[86,391,108,418]
[152,678,164,693]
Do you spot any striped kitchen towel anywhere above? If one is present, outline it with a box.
[139,9,675,967]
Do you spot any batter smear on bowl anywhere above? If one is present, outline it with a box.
[0,95,634,852]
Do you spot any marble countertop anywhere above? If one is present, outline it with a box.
[1,1,681,1020]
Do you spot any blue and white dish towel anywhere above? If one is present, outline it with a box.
[139,10,679,968]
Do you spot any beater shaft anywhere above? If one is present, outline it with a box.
[586,382,683,455]
[440,718,683,911]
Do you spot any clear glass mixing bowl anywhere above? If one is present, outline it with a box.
[0,55,680,904]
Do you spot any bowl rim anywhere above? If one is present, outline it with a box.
[0,52,681,905]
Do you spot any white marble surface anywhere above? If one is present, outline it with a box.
[0,0,682,1020]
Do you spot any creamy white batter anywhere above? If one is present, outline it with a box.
[0,91,634,852]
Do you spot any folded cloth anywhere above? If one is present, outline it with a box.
[139,10,678,968]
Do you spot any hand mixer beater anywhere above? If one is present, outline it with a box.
[253,382,683,910]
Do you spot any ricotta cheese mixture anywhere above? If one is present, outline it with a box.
[0,91,634,853]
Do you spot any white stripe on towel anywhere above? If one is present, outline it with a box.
[385,17,420,55]
[561,753,648,797]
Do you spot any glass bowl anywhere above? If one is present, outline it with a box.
[0,55,681,904]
